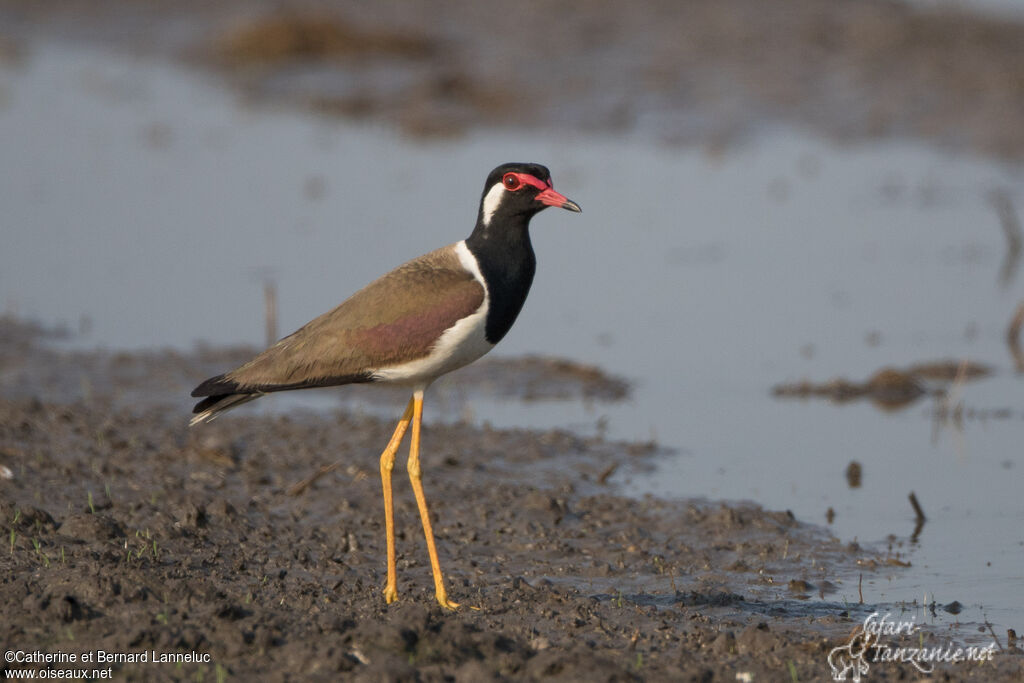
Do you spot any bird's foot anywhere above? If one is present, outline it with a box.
[435,593,461,611]
[383,585,399,605]
[434,594,480,611]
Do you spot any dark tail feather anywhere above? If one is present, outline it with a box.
[191,373,238,398]
[190,374,261,426]
[189,393,261,426]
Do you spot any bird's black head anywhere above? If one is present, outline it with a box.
[475,163,581,229]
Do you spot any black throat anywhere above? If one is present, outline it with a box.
[464,214,537,345]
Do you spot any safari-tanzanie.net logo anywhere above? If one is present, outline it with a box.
[828,611,997,681]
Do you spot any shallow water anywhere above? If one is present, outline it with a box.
[2,43,1022,635]
[910,0,1024,19]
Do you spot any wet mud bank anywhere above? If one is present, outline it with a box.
[2,320,1021,680]
[2,0,1024,157]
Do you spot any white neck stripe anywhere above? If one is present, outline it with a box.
[480,183,505,226]
[454,240,488,297]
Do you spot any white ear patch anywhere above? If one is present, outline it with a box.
[480,182,506,226]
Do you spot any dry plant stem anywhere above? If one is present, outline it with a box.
[287,461,342,496]
[1008,302,1024,372]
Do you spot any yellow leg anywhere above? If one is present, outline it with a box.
[407,391,459,610]
[380,397,415,605]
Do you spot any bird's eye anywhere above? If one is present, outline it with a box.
[502,173,522,191]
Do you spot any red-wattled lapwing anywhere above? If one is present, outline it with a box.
[190,163,580,609]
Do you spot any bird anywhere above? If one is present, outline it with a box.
[189,163,581,609]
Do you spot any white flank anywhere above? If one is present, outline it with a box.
[372,241,494,388]
[479,182,505,226]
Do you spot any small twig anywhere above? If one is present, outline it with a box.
[984,615,1005,652]
[1008,302,1024,373]
[909,491,926,542]
[264,279,278,347]
[1010,302,1024,346]
[908,492,926,523]
[931,361,969,459]
[596,463,618,485]
[945,359,970,411]
[287,461,343,496]
[991,189,1022,288]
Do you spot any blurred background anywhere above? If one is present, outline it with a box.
[1,0,1022,637]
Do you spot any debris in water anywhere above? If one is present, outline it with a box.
[909,491,926,542]
[772,360,991,410]
[845,461,862,489]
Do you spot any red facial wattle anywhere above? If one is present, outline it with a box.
[502,172,582,213]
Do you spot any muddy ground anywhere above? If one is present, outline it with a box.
[1,321,1021,681]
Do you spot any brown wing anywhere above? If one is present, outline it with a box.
[193,244,485,395]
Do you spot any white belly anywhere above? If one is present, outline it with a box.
[370,304,494,387]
